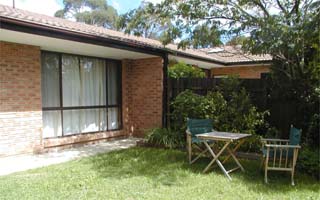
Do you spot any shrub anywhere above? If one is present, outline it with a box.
[145,128,184,149]
[170,77,268,152]
[170,90,226,131]
[168,62,206,78]
[297,147,320,179]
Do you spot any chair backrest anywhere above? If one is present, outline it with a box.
[289,125,302,145]
[187,118,213,137]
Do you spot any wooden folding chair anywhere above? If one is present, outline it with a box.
[186,118,214,164]
[261,125,302,185]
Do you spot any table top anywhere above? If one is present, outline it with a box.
[196,131,251,141]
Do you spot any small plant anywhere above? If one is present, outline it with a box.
[145,128,184,149]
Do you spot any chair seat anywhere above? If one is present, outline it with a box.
[262,147,293,158]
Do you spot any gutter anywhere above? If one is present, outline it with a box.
[0,17,167,57]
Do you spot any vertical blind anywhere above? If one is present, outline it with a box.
[41,52,121,138]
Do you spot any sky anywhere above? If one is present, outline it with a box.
[0,0,162,16]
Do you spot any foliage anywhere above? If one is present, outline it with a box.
[0,148,319,200]
[226,36,248,46]
[170,77,268,152]
[168,62,206,78]
[116,2,170,39]
[145,128,184,149]
[171,77,267,135]
[297,147,320,179]
[118,1,222,46]
[55,0,118,29]
[305,114,320,147]
[170,90,225,131]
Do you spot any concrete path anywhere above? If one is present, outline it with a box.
[0,137,139,176]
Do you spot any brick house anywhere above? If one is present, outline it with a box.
[0,5,272,156]
[197,46,272,79]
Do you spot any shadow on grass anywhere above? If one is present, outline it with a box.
[88,147,319,192]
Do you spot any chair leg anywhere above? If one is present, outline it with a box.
[291,149,299,186]
[291,170,295,186]
[187,135,192,164]
[264,156,269,184]
[264,167,268,184]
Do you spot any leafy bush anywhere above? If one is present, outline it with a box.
[170,77,268,152]
[170,90,225,131]
[168,62,206,78]
[297,147,320,179]
[305,113,320,148]
[145,128,184,149]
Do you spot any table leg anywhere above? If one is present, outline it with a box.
[203,141,232,180]
[226,147,245,172]
[222,139,245,164]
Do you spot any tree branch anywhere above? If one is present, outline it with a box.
[255,0,270,17]
[290,0,301,15]
[276,0,288,14]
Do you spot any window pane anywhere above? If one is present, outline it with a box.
[80,58,106,106]
[43,111,62,138]
[108,107,120,130]
[63,109,107,135]
[107,61,120,105]
[41,53,60,107]
[62,55,80,107]
[62,55,106,106]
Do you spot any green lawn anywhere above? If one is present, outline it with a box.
[0,147,319,200]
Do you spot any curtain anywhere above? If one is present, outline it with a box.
[41,53,60,107]
[42,111,62,138]
[107,61,119,105]
[63,109,107,135]
[107,61,120,129]
[108,107,119,130]
[62,56,107,135]
[41,53,62,138]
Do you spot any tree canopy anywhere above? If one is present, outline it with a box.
[55,0,118,29]
[116,1,170,39]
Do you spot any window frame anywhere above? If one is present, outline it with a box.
[41,51,122,138]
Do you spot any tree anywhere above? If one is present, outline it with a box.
[120,0,320,147]
[55,0,118,29]
[116,1,170,39]
[117,1,222,47]
[226,36,248,46]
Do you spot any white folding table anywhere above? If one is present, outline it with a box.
[196,131,251,180]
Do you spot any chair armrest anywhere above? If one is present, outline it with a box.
[261,138,290,142]
[265,144,301,149]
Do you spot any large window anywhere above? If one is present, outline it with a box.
[41,52,122,138]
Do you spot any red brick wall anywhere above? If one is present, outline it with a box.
[125,57,163,136]
[211,65,270,79]
[0,41,43,156]
[0,41,164,156]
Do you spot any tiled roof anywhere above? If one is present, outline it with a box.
[0,4,272,65]
[198,46,272,63]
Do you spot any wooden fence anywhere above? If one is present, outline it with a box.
[167,78,297,137]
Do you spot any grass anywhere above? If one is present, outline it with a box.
[0,147,319,200]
